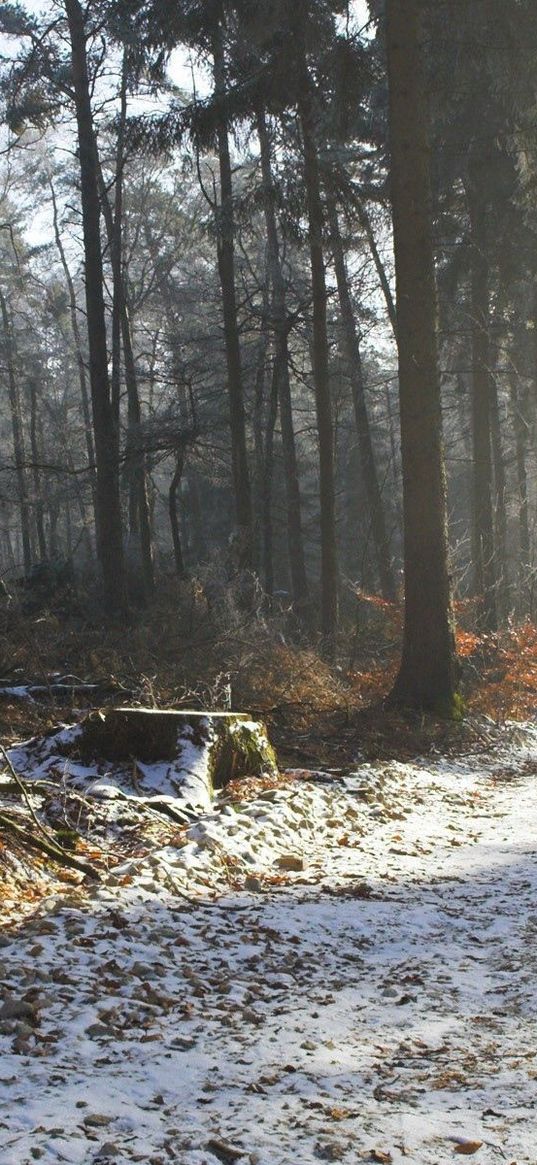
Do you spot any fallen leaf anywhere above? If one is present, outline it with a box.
[206,1136,245,1163]
[276,854,304,872]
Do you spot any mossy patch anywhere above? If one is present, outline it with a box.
[434,691,466,721]
[210,719,278,789]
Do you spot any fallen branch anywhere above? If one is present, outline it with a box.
[0,809,100,880]
[0,746,100,881]
[0,745,59,850]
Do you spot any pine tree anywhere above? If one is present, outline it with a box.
[385,0,459,712]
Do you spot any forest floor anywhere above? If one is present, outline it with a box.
[1,713,537,1165]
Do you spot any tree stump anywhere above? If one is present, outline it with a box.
[78,707,278,792]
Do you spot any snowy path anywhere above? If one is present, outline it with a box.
[1,728,537,1164]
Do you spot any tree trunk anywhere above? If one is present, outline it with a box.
[49,178,97,518]
[143,223,202,565]
[122,315,155,596]
[489,362,508,618]
[169,452,186,579]
[29,378,47,562]
[357,201,398,338]
[212,22,254,569]
[466,168,497,631]
[385,0,459,713]
[262,360,280,599]
[65,445,94,566]
[508,365,531,614]
[252,275,270,572]
[0,288,32,575]
[64,0,125,612]
[328,197,396,601]
[297,87,338,651]
[257,108,309,615]
[49,503,59,559]
[96,60,155,600]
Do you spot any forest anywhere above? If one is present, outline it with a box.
[1,2,537,1164]
[0,0,535,707]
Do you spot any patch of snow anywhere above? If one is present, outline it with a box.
[2,723,537,1161]
[0,686,35,701]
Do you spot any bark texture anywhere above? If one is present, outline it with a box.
[386,0,459,712]
[65,0,125,612]
[0,288,32,575]
[213,22,253,568]
[467,165,497,631]
[257,109,309,614]
[298,87,338,650]
[328,198,395,601]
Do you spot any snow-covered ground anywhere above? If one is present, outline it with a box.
[2,724,537,1164]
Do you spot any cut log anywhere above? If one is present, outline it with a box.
[77,707,278,791]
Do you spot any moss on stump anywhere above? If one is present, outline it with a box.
[77,707,278,791]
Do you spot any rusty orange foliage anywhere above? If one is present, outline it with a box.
[467,620,537,721]
[456,628,481,658]
[354,588,398,613]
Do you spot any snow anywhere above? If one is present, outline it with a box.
[6,717,274,816]
[0,686,36,701]
[2,723,537,1163]
[7,721,216,812]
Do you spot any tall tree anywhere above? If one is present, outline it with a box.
[385,0,459,711]
[65,0,126,611]
[257,108,309,615]
[297,77,338,649]
[96,66,156,599]
[327,196,395,601]
[211,12,254,568]
[0,288,32,575]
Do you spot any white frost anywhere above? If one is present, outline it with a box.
[1,722,537,1162]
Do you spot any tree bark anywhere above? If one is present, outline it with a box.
[508,365,531,614]
[0,288,32,575]
[385,0,459,712]
[122,313,155,596]
[49,178,97,518]
[489,361,508,618]
[96,60,155,599]
[466,166,497,631]
[261,360,280,600]
[252,274,270,572]
[169,452,186,578]
[328,197,396,601]
[212,21,254,569]
[142,222,203,565]
[297,87,338,651]
[257,108,309,614]
[64,0,125,612]
[357,201,398,338]
[29,378,47,561]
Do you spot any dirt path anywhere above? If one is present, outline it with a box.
[1,728,537,1164]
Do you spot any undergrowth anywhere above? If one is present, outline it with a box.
[2,587,537,925]
[0,582,536,756]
